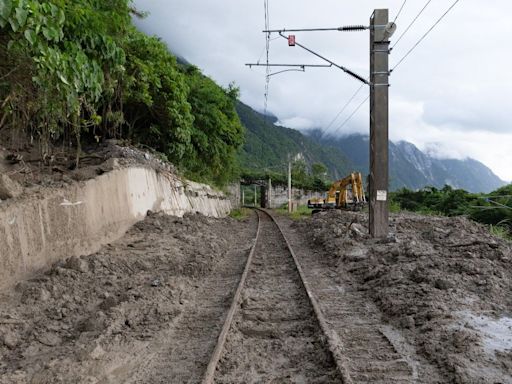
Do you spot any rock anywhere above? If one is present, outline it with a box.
[345,247,368,261]
[98,157,120,173]
[434,278,452,290]
[1,330,18,349]
[89,343,106,360]
[36,332,62,347]
[99,295,119,311]
[349,223,367,238]
[39,288,52,302]
[0,174,23,199]
[65,256,89,273]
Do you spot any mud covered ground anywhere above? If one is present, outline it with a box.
[0,140,172,199]
[1,207,511,383]
[0,212,255,383]
[292,210,512,383]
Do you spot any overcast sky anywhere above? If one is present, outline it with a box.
[133,0,512,182]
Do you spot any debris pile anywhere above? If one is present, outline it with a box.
[303,210,512,383]
[0,212,243,383]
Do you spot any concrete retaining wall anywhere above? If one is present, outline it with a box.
[269,185,321,208]
[0,166,231,290]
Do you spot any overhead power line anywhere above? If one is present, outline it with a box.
[320,84,365,139]
[263,0,270,117]
[326,93,370,139]
[392,0,461,71]
[278,32,369,85]
[392,0,433,49]
[393,0,408,24]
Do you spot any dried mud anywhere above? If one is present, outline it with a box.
[215,213,341,383]
[1,206,511,383]
[0,212,256,383]
[291,209,512,383]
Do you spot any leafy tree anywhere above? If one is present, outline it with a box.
[470,184,512,234]
[122,28,194,161]
[312,162,327,179]
[183,67,244,185]
[0,1,246,187]
[0,0,129,160]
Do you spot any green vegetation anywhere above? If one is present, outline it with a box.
[229,207,252,220]
[236,102,352,183]
[390,184,512,239]
[276,204,312,220]
[0,1,244,187]
[241,160,330,192]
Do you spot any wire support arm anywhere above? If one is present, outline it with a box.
[263,25,368,33]
[278,32,370,85]
[245,63,333,68]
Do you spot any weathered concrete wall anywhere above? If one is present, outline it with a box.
[226,183,241,209]
[268,185,321,208]
[0,166,231,290]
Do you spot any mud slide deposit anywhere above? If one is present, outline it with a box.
[284,210,512,383]
[0,212,256,383]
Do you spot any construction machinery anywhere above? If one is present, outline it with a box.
[308,172,366,213]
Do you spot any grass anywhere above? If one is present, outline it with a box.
[229,207,252,220]
[276,204,313,220]
[489,224,512,241]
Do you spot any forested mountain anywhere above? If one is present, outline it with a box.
[237,102,352,179]
[313,133,506,193]
[237,103,506,193]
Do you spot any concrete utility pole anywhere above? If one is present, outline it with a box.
[268,177,272,208]
[242,187,245,206]
[288,157,292,212]
[254,185,257,207]
[369,9,390,238]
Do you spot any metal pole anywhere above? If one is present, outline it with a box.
[242,187,245,206]
[254,185,257,207]
[369,9,390,238]
[288,158,292,213]
[268,177,272,208]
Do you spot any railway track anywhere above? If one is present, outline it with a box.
[202,209,348,383]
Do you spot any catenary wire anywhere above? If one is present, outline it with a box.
[320,84,365,139]
[392,0,461,71]
[392,0,433,49]
[326,93,370,139]
[263,0,271,117]
[393,0,408,24]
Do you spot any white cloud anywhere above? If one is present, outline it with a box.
[133,0,512,181]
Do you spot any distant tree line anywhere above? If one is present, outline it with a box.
[241,160,330,192]
[0,0,243,186]
[390,184,512,238]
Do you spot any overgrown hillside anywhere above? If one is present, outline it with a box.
[309,132,506,193]
[237,102,352,179]
[0,0,243,187]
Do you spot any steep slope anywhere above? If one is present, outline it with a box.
[236,102,353,179]
[315,133,505,193]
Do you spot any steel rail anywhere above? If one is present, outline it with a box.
[201,209,262,384]
[262,208,353,384]
[202,208,353,383]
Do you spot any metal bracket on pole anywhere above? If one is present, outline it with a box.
[277,32,370,86]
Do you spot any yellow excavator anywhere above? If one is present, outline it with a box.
[308,172,366,212]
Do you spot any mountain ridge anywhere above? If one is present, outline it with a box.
[237,102,506,193]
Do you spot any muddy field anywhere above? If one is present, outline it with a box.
[289,210,512,383]
[1,207,511,383]
[0,212,256,383]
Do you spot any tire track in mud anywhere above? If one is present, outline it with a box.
[276,214,446,384]
[209,210,343,383]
